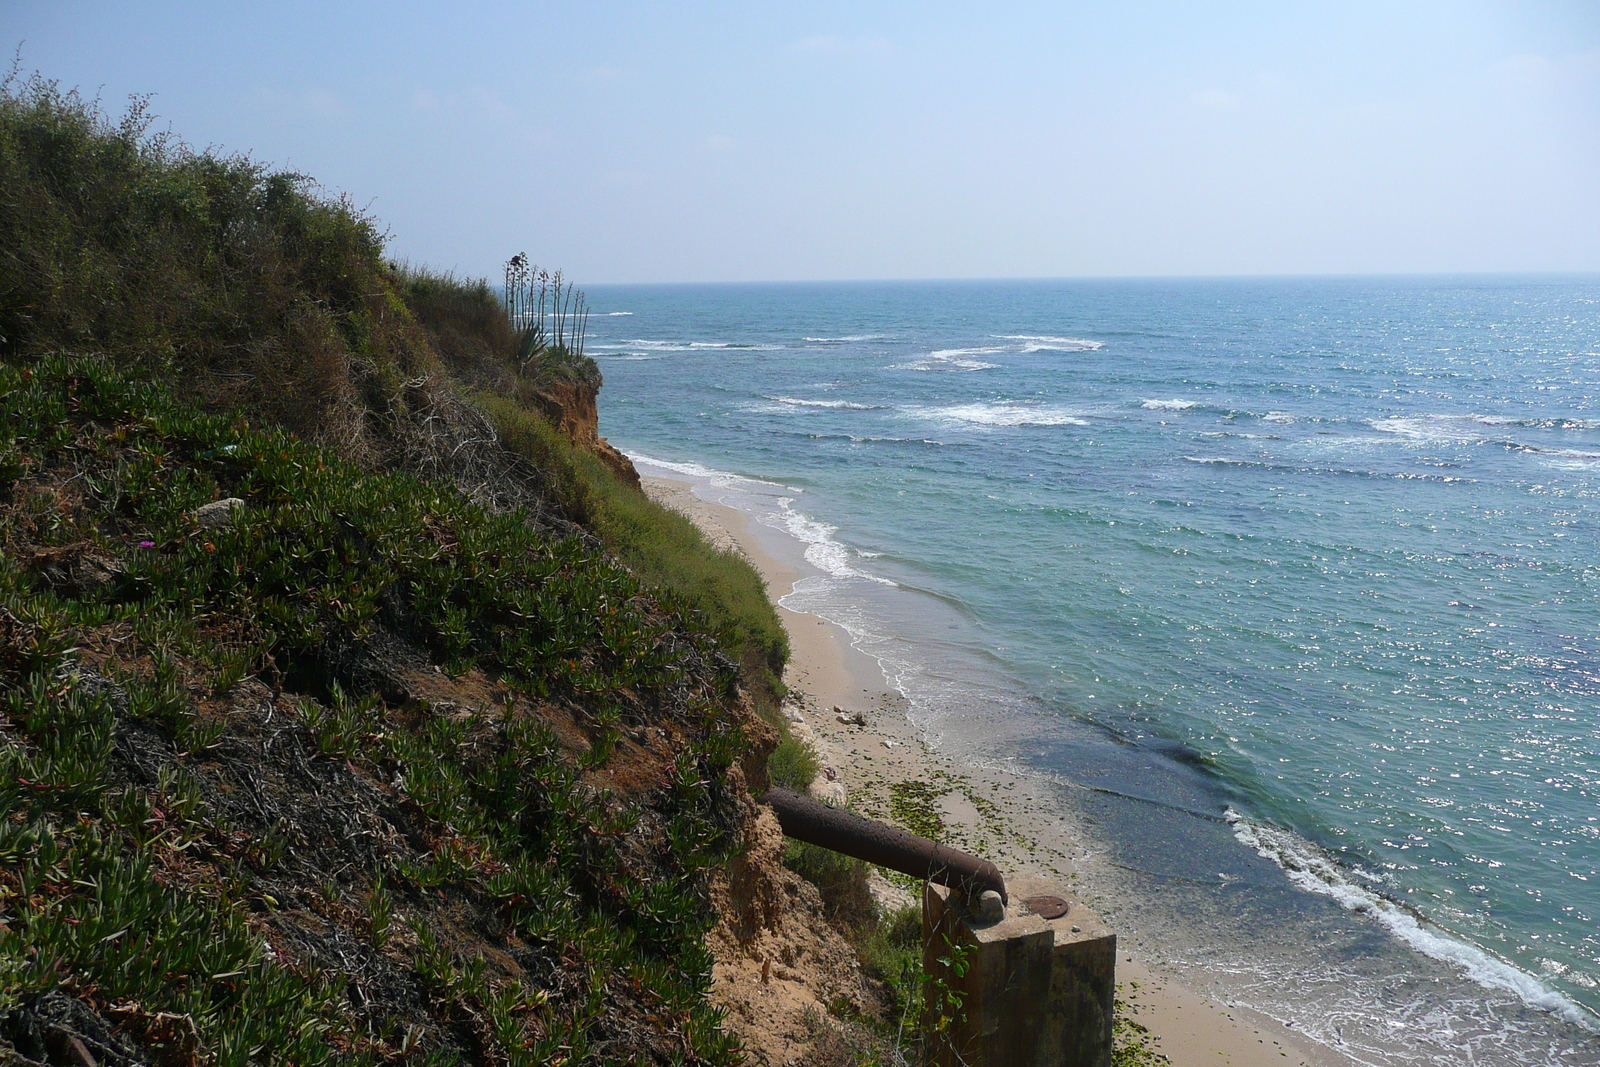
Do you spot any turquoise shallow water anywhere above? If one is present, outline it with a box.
[586,276,1599,1063]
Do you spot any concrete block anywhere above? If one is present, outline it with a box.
[924,877,1115,1067]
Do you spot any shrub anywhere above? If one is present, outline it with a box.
[860,904,925,1023]
[0,74,788,706]
[782,840,876,932]
[769,731,820,792]
[391,261,516,391]
[0,74,433,458]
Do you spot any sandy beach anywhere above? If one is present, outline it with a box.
[643,472,1349,1067]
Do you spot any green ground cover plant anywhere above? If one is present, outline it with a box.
[0,356,755,1064]
[467,381,789,714]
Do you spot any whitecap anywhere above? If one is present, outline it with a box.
[1477,414,1600,431]
[1519,445,1600,470]
[1518,445,1600,461]
[891,360,1000,372]
[1226,810,1599,1032]
[803,334,887,343]
[929,346,1007,359]
[1371,415,1484,441]
[613,338,780,351]
[1262,411,1295,423]
[1143,398,1198,411]
[916,403,1091,428]
[995,334,1105,353]
[891,348,1002,372]
[765,396,883,410]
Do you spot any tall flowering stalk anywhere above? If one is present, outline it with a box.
[503,254,588,371]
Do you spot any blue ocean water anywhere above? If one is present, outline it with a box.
[585,277,1599,1063]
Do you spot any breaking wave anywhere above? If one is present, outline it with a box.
[891,347,1003,372]
[917,402,1091,428]
[1226,811,1598,1032]
[765,396,884,410]
[995,334,1105,353]
[1143,398,1199,411]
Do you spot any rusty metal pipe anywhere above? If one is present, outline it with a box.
[762,787,1008,904]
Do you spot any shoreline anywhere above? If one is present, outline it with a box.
[641,470,1343,1067]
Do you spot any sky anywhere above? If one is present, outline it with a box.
[6,1,1600,283]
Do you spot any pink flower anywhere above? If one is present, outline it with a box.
[138,540,155,548]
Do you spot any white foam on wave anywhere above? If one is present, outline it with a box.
[891,347,1002,373]
[776,507,895,585]
[1475,414,1600,431]
[766,396,882,410]
[1371,415,1484,441]
[929,346,1006,359]
[995,334,1105,353]
[891,361,999,372]
[1373,416,1600,469]
[1520,445,1600,470]
[1262,411,1296,424]
[917,402,1091,428]
[1226,810,1599,1032]
[611,338,781,352]
[625,452,893,586]
[1143,398,1198,411]
[598,311,633,316]
[626,452,787,492]
[803,334,886,343]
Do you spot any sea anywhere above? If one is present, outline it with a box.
[582,276,1599,1066]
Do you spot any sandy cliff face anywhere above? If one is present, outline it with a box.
[707,802,885,1064]
[532,381,641,487]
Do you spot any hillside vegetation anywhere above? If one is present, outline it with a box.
[0,74,789,1065]
[0,74,784,692]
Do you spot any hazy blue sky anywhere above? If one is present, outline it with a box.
[8,1,1599,282]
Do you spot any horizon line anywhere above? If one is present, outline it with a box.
[572,269,1600,288]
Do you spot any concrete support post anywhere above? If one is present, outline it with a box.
[923,878,1115,1067]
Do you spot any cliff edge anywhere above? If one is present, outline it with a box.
[531,379,642,488]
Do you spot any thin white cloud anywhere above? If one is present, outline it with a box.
[794,35,893,57]
[1189,89,1237,110]
[466,88,517,123]
[301,88,347,117]
[407,87,518,124]
[1490,48,1600,88]
[252,85,349,119]
[589,64,636,82]
[707,133,734,151]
